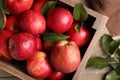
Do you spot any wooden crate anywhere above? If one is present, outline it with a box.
[0,70,20,80]
[0,0,109,80]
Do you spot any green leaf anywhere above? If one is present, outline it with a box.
[0,0,9,14]
[116,48,120,56]
[87,57,108,69]
[109,39,120,54]
[105,56,118,69]
[0,10,4,30]
[114,48,120,61]
[115,64,120,75]
[105,70,119,80]
[102,34,113,55]
[117,77,120,80]
[41,1,56,16]
[42,32,70,43]
[73,3,88,22]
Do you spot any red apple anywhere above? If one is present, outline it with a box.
[0,30,13,41]
[50,40,81,73]
[47,7,73,33]
[43,41,55,53]
[32,0,49,12]
[5,15,19,33]
[8,32,37,61]
[19,10,46,35]
[0,30,13,60]
[47,70,65,80]
[6,0,34,15]
[26,51,52,78]
[36,36,42,51]
[67,22,90,47]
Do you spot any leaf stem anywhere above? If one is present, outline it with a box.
[111,54,119,63]
[111,48,120,63]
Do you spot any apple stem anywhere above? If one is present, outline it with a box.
[74,21,84,32]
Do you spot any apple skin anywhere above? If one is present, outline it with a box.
[26,51,52,79]
[47,7,73,33]
[50,40,81,73]
[8,32,37,61]
[47,70,65,80]
[5,15,20,33]
[43,41,55,54]
[19,10,46,35]
[32,0,49,12]
[6,0,34,15]
[0,30,13,42]
[67,22,90,47]
[36,37,42,51]
[0,30,13,60]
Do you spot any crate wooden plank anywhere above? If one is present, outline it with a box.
[0,77,21,80]
[0,70,13,77]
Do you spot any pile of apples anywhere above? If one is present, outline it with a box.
[0,0,90,79]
